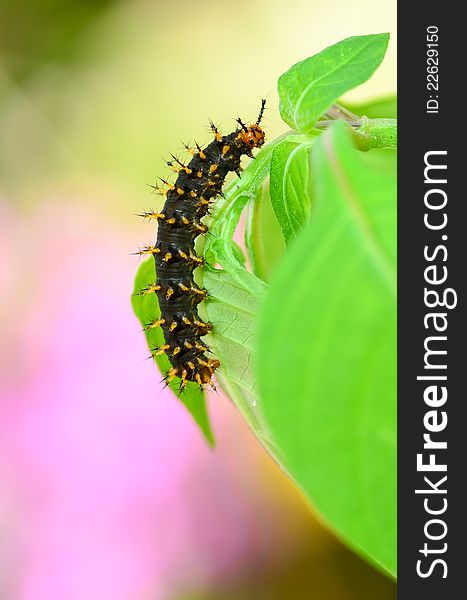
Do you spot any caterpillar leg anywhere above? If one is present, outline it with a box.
[161,367,179,389]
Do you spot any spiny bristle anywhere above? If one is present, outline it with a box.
[132,245,160,256]
[137,210,165,221]
[143,318,165,331]
[192,286,208,298]
[169,153,186,168]
[209,120,221,137]
[134,283,160,296]
[153,344,170,356]
[165,367,179,384]
[195,142,206,160]
[147,183,167,196]
[182,141,195,156]
[194,222,208,234]
[189,253,204,266]
[158,177,175,190]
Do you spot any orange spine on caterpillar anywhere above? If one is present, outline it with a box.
[136,100,266,393]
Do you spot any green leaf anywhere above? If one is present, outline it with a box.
[344,94,397,119]
[195,136,296,453]
[278,34,390,131]
[257,121,396,575]
[244,182,286,281]
[131,258,215,446]
[269,135,317,244]
[198,267,274,449]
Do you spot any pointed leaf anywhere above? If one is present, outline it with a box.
[278,34,390,131]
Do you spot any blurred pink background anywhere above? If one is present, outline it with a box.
[0,200,395,599]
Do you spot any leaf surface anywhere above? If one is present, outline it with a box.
[257,122,396,575]
[278,34,390,131]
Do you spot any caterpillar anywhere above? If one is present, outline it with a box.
[139,100,266,392]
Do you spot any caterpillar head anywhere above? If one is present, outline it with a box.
[239,124,266,149]
[236,98,266,150]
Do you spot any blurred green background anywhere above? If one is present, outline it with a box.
[0,1,396,598]
[0,0,395,205]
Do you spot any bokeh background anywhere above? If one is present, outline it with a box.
[0,1,396,598]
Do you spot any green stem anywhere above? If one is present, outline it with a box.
[352,117,397,150]
[320,103,397,150]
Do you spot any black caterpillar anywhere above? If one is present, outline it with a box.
[139,100,266,392]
